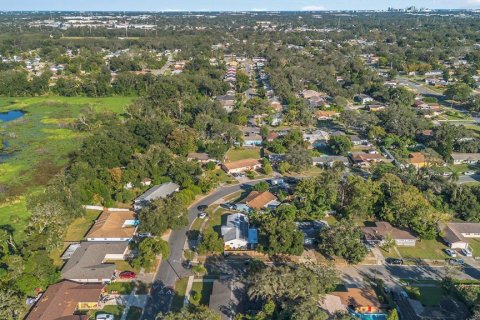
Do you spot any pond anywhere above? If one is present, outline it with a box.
[0,110,25,122]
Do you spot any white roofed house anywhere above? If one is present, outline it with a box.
[134,182,180,211]
[451,153,480,165]
[221,213,258,250]
[439,222,480,250]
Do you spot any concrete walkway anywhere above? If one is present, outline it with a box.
[183,276,195,307]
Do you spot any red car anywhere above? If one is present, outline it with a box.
[119,271,136,279]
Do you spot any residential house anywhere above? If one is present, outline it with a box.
[271,113,283,126]
[354,94,374,105]
[86,210,137,242]
[216,95,235,113]
[330,288,382,314]
[208,280,245,320]
[408,152,426,169]
[267,131,279,142]
[187,152,213,163]
[295,220,329,245]
[319,294,348,316]
[350,135,369,146]
[141,178,152,186]
[362,221,418,247]
[134,182,180,211]
[25,280,104,320]
[270,100,283,112]
[425,70,443,76]
[301,89,322,100]
[303,130,330,148]
[237,191,279,212]
[366,104,385,112]
[350,152,388,167]
[452,153,480,165]
[312,156,350,167]
[242,133,263,147]
[61,241,129,283]
[221,159,262,174]
[439,222,480,249]
[221,213,258,250]
[315,110,339,120]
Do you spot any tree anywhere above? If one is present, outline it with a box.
[138,196,188,236]
[0,288,22,320]
[387,309,399,320]
[197,230,224,254]
[253,214,304,256]
[285,145,312,172]
[339,176,380,219]
[445,83,472,102]
[252,181,269,192]
[131,238,170,270]
[328,135,353,156]
[318,220,368,264]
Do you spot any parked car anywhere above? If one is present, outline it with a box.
[138,232,152,238]
[447,258,465,265]
[464,171,476,176]
[444,249,457,257]
[197,205,208,211]
[385,258,403,265]
[461,248,473,257]
[96,314,114,320]
[198,212,207,219]
[119,271,136,279]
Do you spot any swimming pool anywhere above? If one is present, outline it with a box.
[350,311,387,320]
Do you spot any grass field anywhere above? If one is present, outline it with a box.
[397,238,449,260]
[0,96,134,240]
[171,277,189,311]
[225,147,261,162]
[64,209,101,241]
[190,281,213,306]
[90,305,124,320]
[405,283,446,306]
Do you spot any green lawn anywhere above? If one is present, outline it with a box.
[171,277,189,311]
[397,238,449,260]
[225,147,261,162]
[0,96,134,240]
[405,284,446,306]
[190,281,213,306]
[204,206,230,235]
[90,305,124,320]
[64,209,101,241]
[105,282,136,294]
[204,169,235,184]
[468,239,480,257]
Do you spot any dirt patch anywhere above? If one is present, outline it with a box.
[31,159,64,186]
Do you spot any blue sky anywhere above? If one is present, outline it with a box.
[1,0,479,11]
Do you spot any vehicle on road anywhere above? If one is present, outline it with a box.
[444,249,457,257]
[461,248,473,257]
[464,171,476,176]
[96,314,114,320]
[197,205,208,211]
[447,258,465,265]
[198,212,207,219]
[119,271,136,279]
[385,258,403,265]
[182,260,192,269]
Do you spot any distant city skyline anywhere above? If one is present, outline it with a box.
[1,0,480,12]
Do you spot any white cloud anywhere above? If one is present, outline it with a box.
[252,8,268,11]
[301,5,325,11]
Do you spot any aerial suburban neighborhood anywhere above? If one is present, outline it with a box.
[1,3,480,320]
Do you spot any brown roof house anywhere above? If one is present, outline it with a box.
[408,152,426,169]
[86,210,137,242]
[187,152,214,163]
[331,287,382,314]
[350,152,389,168]
[362,222,418,247]
[439,222,480,250]
[221,159,262,174]
[25,280,104,320]
[61,241,129,283]
[237,191,279,212]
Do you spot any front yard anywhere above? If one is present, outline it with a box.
[397,238,449,260]
[404,282,446,306]
[190,281,214,306]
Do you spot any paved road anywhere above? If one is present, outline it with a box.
[141,179,271,319]
[458,174,480,184]
[397,77,443,97]
[341,264,480,287]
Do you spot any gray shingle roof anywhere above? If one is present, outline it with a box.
[221,213,249,242]
[61,242,128,281]
[135,182,180,203]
